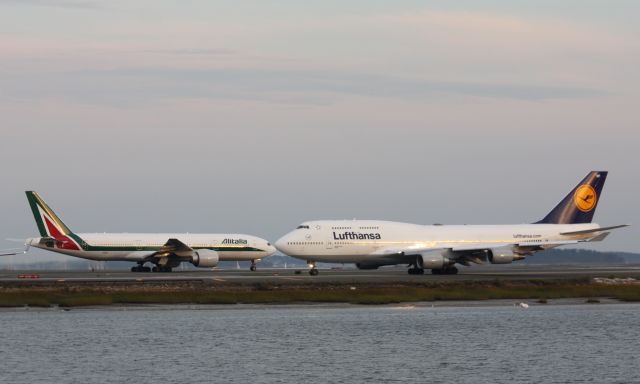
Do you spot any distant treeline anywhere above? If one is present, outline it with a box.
[1,249,639,271]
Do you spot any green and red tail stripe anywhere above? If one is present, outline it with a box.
[26,191,84,251]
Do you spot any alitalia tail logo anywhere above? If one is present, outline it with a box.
[222,238,248,245]
[39,207,81,250]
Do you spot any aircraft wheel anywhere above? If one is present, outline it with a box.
[250,265,256,272]
[309,268,319,276]
[131,266,138,272]
[142,267,151,272]
[152,267,158,272]
[447,267,458,275]
[418,268,425,275]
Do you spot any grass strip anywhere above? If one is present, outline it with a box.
[2,281,640,307]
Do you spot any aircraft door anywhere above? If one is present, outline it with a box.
[324,225,333,249]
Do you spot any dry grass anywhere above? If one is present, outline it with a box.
[2,280,640,307]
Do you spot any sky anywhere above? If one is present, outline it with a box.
[1,0,639,264]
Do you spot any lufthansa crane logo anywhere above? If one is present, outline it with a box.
[574,185,597,212]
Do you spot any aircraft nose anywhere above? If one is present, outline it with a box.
[266,242,277,256]
[275,235,291,255]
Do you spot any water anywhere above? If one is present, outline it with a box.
[1,303,639,384]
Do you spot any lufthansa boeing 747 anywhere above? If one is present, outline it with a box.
[0,192,276,272]
[275,171,628,275]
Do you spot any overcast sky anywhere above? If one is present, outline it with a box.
[1,0,638,264]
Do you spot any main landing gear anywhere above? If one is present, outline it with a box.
[431,266,459,275]
[250,260,257,272]
[131,263,151,273]
[407,266,459,275]
[307,261,318,276]
[130,263,173,272]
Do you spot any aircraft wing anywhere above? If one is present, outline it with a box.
[389,234,609,255]
[155,238,194,257]
[369,236,599,266]
[370,242,529,257]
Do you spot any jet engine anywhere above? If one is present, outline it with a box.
[488,247,526,264]
[355,262,383,270]
[416,253,451,269]
[191,249,219,268]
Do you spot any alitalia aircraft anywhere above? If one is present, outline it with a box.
[275,171,628,275]
[0,192,276,272]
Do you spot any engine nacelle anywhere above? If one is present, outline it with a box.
[488,247,525,264]
[191,249,219,268]
[416,253,451,269]
[355,262,382,270]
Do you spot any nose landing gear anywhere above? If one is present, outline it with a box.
[250,260,257,272]
[307,261,318,276]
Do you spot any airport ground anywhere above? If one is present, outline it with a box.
[1,265,640,307]
[1,265,640,285]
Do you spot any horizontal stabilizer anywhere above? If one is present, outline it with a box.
[0,250,22,256]
[0,245,29,256]
[587,232,610,242]
[560,224,629,236]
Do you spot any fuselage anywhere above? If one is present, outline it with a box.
[29,233,276,262]
[275,220,599,263]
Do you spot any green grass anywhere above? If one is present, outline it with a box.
[2,281,640,307]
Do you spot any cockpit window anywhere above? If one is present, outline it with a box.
[296,225,310,229]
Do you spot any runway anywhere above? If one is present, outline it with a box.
[1,265,640,286]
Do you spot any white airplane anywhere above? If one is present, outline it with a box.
[275,171,629,275]
[0,191,276,272]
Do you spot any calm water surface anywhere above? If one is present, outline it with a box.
[0,303,638,384]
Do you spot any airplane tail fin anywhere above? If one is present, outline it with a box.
[25,191,74,237]
[536,171,607,224]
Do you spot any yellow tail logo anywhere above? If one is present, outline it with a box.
[574,185,597,212]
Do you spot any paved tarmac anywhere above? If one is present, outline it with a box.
[1,265,640,286]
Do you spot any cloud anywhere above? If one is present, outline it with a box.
[0,66,605,107]
[143,48,237,56]
[0,0,103,9]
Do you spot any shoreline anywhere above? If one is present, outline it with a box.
[0,298,634,312]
